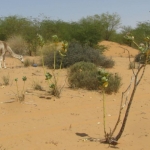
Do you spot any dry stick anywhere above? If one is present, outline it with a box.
[40,46,46,75]
[120,46,136,76]
[15,81,19,101]
[110,75,134,138]
[110,47,136,138]
[102,88,107,137]
[136,65,146,86]
[59,75,68,94]
[52,71,60,97]
[115,64,145,141]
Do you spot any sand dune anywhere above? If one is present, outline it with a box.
[100,41,139,57]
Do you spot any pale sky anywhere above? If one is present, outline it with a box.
[0,0,150,28]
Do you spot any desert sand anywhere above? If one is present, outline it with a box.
[0,41,150,150]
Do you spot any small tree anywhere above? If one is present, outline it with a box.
[100,33,150,146]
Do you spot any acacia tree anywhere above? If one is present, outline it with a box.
[70,17,102,47]
[132,21,150,44]
[0,16,32,39]
[119,26,134,46]
[100,12,121,40]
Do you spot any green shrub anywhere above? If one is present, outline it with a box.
[105,73,122,94]
[99,56,115,68]
[64,41,114,68]
[43,41,115,69]
[68,61,122,93]
[68,61,99,90]
[44,49,61,69]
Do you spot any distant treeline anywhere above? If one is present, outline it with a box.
[0,12,150,55]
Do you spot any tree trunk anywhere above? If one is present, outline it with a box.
[115,79,137,141]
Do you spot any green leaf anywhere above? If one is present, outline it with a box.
[15,78,18,82]
[45,72,52,80]
[50,84,55,88]
[22,76,27,81]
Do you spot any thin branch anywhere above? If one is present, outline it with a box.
[110,74,134,137]
[120,46,136,76]
[136,65,146,86]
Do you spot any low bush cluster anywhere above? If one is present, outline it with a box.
[44,41,115,69]
[68,61,99,90]
[68,61,122,94]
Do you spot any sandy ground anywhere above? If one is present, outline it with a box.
[0,41,150,150]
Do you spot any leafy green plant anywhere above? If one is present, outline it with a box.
[37,34,54,94]
[134,52,150,64]
[14,76,27,102]
[37,34,68,98]
[97,69,109,140]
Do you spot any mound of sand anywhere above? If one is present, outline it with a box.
[99,41,140,57]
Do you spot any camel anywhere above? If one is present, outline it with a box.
[0,40,24,68]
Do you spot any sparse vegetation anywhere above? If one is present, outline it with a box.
[0,12,150,148]
[100,33,150,146]
[14,76,27,102]
[37,34,68,98]
[24,58,31,67]
[2,74,10,85]
[32,80,43,91]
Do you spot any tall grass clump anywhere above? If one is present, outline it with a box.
[7,35,28,55]
[24,58,31,67]
[2,74,10,85]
